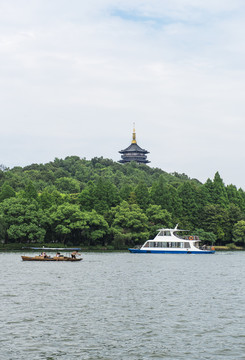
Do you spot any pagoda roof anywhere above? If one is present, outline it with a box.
[119,143,149,154]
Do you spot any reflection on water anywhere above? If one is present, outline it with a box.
[1,252,245,359]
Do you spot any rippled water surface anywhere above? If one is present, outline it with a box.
[1,251,245,359]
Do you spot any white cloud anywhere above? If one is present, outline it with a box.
[1,1,245,187]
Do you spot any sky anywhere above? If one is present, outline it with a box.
[1,0,245,188]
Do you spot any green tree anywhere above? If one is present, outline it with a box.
[79,178,119,214]
[93,178,120,213]
[119,183,133,201]
[203,178,214,204]
[0,198,46,243]
[192,228,216,245]
[48,203,109,246]
[177,182,199,228]
[79,181,96,211]
[128,191,137,205]
[237,188,245,212]
[50,203,88,244]
[0,182,16,202]
[83,210,109,247]
[22,181,38,201]
[110,201,149,249]
[55,177,81,193]
[150,176,182,218]
[135,182,150,210]
[201,204,228,244]
[146,204,173,238]
[0,215,7,243]
[232,220,245,246]
[212,172,229,207]
[39,189,55,209]
[227,184,245,211]
[225,204,244,243]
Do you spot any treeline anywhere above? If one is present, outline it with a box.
[1,156,245,249]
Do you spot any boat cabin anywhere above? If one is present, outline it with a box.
[142,228,201,249]
[143,241,190,249]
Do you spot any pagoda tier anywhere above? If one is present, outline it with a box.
[118,126,150,164]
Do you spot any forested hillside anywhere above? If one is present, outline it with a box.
[1,156,245,249]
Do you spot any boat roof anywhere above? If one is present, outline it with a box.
[157,226,189,232]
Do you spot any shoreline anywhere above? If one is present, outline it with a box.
[1,245,244,252]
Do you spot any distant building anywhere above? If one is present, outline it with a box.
[118,125,150,164]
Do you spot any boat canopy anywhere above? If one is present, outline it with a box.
[157,225,189,232]
[24,247,81,251]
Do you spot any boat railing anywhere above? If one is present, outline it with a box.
[182,235,200,240]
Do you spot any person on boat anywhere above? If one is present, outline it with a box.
[41,252,47,258]
[56,252,61,257]
[71,250,81,259]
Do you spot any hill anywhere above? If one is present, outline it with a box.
[1,156,200,192]
[0,156,245,249]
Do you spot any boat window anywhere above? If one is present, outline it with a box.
[146,241,187,248]
[172,242,181,248]
[156,242,168,247]
[171,242,178,248]
[165,242,185,248]
[155,242,163,247]
[155,242,173,247]
[158,231,171,236]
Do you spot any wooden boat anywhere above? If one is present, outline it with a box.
[21,255,82,262]
[26,247,81,251]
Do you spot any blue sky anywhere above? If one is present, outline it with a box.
[1,0,245,188]
[110,8,177,26]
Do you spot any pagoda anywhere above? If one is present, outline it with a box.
[118,125,150,164]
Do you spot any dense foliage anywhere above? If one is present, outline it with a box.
[1,156,245,249]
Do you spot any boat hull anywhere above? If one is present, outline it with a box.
[128,249,215,254]
[21,256,82,261]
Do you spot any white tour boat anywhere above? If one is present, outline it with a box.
[129,225,215,254]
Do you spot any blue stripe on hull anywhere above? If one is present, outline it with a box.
[128,249,215,254]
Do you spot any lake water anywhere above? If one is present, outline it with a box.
[1,251,245,360]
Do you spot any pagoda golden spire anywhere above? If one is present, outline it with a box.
[132,123,137,144]
[118,122,150,164]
